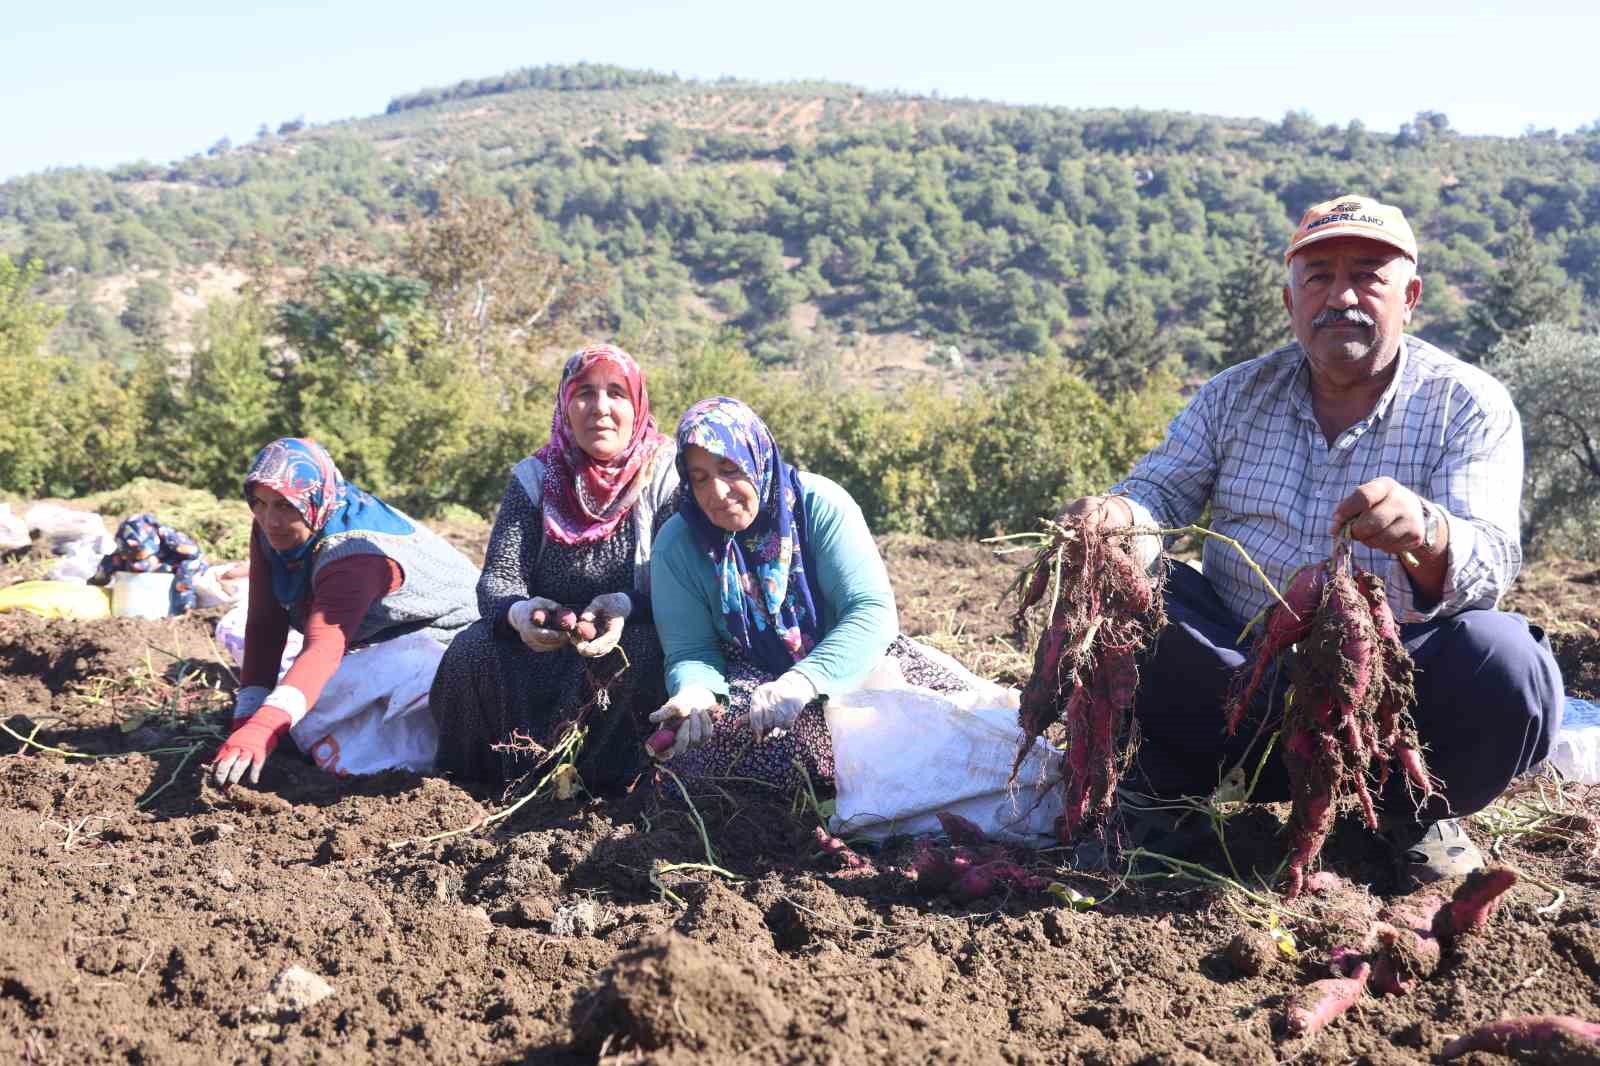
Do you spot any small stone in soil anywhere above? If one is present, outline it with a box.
[551,899,602,937]
[193,823,237,843]
[258,964,335,1017]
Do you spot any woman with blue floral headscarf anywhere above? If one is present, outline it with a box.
[648,397,976,789]
[210,438,480,786]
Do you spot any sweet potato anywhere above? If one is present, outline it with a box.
[1327,571,1378,721]
[1018,617,1072,741]
[1283,762,1335,901]
[1083,647,1136,825]
[935,812,987,848]
[1283,961,1370,1037]
[811,826,867,869]
[1441,1015,1600,1061]
[948,859,1050,901]
[1378,895,1445,936]
[1010,518,1165,846]
[1059,682,1091,837]
[906,834,1046,900]
[1395,742,1434,799]
[1369,922,1441,995]
[532,606,581,632]
[1270,557,1433,897]
[644,728,678,757]
[950,863,1000,902]
[1432,865,1519,946]
[1226,563,1328,735]
[908,843,958,894]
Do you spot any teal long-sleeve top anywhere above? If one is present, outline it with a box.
[651,472,898,699]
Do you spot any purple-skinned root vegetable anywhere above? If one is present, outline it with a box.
[1441,1015,1600,1062]
[1283,961,1371,1037]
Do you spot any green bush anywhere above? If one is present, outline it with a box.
[3,254,1186,548]
[1489,323,1600,558]
[649,341,1182,538]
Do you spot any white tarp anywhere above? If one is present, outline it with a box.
[826,644,1062,845]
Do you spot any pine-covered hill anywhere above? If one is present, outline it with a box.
[3,62,1597,369]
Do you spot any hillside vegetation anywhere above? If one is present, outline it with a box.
[4,63,1596,367]
[2,65,1598,555]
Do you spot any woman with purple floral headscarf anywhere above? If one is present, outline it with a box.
[648,397,977,790]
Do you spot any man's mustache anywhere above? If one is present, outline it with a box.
[1312,309,1376,331]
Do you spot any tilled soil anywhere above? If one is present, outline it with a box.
[2,541,1597,1065]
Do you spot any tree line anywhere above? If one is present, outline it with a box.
[3,180,1595,558]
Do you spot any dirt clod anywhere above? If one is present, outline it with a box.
[1224,929,1279,977]
[572,933,791,1057]
[551,899,603,937]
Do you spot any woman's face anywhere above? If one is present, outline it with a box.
[682,444,761,533]
[249,485,314,551]
[565,364,637,461]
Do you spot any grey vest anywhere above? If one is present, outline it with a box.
[510,441,679,599]
[309,512,482,646]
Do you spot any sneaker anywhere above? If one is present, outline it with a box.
[1382,817,1484,891]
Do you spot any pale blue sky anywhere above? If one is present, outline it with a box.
[4,0,1596,180]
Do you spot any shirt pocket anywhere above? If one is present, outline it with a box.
[1371,418,1439,497]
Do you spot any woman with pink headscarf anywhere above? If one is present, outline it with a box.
[429,343,679,788]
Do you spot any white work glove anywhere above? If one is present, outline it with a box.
[572,592,632,658]
[647,685,720,759]
[743,670,816,739]
[232,685,270,727]
[507,597,566,652]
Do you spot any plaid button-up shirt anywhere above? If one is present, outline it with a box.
[1115,335,1523,627]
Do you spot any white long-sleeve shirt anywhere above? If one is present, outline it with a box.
[1114,335,1523,626]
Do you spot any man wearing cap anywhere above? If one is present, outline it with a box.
[1055,194,1563,889]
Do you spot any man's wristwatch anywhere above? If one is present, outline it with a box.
[1419,498,1442,552]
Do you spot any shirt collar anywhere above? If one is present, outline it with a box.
[1289,335,1412,426]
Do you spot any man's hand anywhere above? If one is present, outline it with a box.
[1331,477,1448,605]
[210,705,292,786]
[572,592,631,658]
[1056,495,1135,532]
[741,670,816,739]
[1330,478,1429,557]
[1055,494,1162,570]
[507,597,567,652]
[647,686,720,759]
